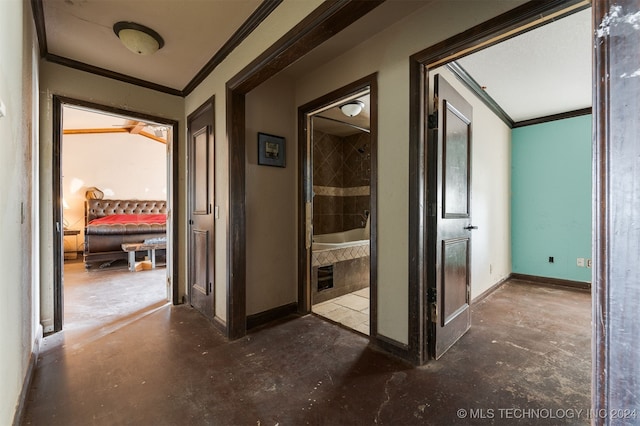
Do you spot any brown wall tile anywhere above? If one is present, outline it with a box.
[313,130,371,234]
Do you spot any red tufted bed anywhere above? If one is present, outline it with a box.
[83,199,167,269]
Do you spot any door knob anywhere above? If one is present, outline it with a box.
[464,225,478,230]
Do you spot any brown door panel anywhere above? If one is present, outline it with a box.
[188,100,215,322]
[430,74,473,360]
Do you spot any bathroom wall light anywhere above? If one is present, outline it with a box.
[113,22,164,55]
[340,100,365,117]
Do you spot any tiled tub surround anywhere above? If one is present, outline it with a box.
[312,240,370,267]
[313,130,370,234]
[312,255,370,305]
[312,208,370,304]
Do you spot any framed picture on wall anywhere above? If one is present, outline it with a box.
[258,132,286,168]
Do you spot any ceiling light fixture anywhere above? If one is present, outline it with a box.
[340,100,365,117]
[113,21,164,55]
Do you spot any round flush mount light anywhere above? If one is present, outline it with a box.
[340,100,365,117]
[113,21,164,55]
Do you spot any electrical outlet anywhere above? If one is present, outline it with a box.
[587,259,592,268]
[577,257,585,267]
[548,256,554,263]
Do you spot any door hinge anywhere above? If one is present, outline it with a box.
[208,282,212,293]
[428,111,438,129]
[430,302,438,324]
[428,287,438,323]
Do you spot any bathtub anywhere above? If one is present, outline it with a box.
[312,217,370,251]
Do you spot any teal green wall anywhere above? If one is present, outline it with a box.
[511,115,592,283]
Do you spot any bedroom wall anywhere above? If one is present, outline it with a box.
[0,0,40,423]
[62,131,167,252]
[39,61,184,333]
[511,115,592,283]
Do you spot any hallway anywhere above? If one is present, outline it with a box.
[23,279,590,425]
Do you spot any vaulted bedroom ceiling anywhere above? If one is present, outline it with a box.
[63,106,168,144]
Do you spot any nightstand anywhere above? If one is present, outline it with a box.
[64,229,80,260]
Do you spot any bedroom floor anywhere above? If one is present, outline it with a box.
[23,277,591,425]
[55,258,168,341]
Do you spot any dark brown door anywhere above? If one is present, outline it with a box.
[428,74,474,359]
[188,99,215,320]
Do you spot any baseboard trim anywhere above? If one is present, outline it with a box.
[13,324,43,426]
[246,302,298,331]
[510,273,591,291]
[372,334,414,364]
[473,275,511,304]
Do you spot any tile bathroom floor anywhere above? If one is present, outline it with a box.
[312,287,370,335]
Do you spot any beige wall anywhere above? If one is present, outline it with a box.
[185,0,323,323]
[0,0,39,423]
[62,131,167,250]
[184,0,521,340]
[245,74,297,315]
[291,0,523,344]
[39,61,184,332]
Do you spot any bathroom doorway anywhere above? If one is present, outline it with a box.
[298,75,377,336]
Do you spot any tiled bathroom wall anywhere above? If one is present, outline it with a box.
[313,130,371,235]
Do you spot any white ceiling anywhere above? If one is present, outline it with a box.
[42,0,263,91]
[39,0,432,94]
[456,7,592,122]
[41,1,592,126]
[313,94,371,138]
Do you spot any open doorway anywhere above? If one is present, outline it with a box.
[298,76,378,337]
[410,3,592,362]
[52,96,178,333]
[309,90,371,335]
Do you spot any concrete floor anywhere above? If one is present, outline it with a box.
[23,270,591,425]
